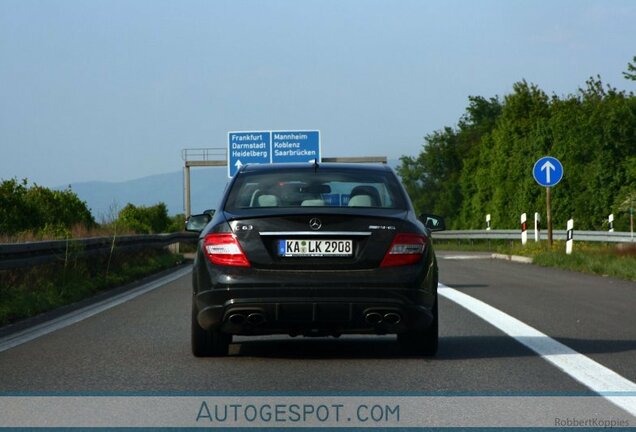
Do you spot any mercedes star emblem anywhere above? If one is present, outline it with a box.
[309,218,322,230]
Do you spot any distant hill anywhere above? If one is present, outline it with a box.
[62,168,229,221]
[62,160,401,220]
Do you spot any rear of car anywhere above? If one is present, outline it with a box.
[189,163,441,356]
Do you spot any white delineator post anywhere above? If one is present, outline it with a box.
[566,219,574,255]
[534,212,541,242]
[608,214,614,233]
[521,213,528,245]
[486,214,491,231]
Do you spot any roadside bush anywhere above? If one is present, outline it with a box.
[168,213,186,233]
[117,202,172,234]
[0,179,95,237]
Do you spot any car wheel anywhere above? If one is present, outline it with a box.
[398,299,438,357]
[191,300,231,357]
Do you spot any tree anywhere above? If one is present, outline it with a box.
[397,127,463,225]
[624,56,636,81]
[398,75,636,231]
[398,96,503,229]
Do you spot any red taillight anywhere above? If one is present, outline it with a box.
[380,233,427,267]
[203,233,250,267]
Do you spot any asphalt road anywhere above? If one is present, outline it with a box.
[0,253,634,403]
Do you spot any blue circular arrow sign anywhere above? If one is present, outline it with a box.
[533,156,564,187]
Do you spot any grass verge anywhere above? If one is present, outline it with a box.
[0,249,184,326]
[434,239,636,282]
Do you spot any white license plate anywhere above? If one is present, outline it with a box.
[278,239,353,257]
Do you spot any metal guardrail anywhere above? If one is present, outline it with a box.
[4,230,628,270]
[0,233,198,270]
[434,230,634,243]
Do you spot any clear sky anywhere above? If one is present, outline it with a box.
[1,0,635,187]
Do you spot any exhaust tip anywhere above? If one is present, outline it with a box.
[384,312,402,325]
[247,312,266,325]
[228,313,246,325]
[365,312,383,325]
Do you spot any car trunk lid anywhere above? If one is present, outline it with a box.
[223,209,412,270]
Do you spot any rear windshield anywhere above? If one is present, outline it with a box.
[224,168,407,211]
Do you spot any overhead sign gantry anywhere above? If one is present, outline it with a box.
[182,131,385,218]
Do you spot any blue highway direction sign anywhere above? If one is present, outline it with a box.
[272,131,320,164]
[228,131,271,177]
[533,156,563,187]
[228,130,321,177]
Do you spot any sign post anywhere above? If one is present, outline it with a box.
[546,187,552,245]
[533,156,564,247]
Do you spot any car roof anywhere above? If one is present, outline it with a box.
[239,162,392,173]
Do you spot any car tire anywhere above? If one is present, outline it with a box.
[191,300,231,357]
[398,299,438,357]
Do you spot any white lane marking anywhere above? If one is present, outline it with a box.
[439,283,636,417]
[0,266,192,354]
[440,255,492,260]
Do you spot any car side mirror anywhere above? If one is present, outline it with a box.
[419,214,446,232]
[185,213,212,233]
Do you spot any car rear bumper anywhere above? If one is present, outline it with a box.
[194,286,436,335]
[192,251,438,335]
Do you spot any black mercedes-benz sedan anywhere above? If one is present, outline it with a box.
[186,162,445,357]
